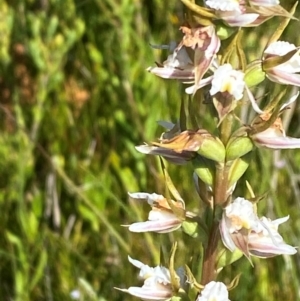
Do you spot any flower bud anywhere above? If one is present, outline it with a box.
[217,247,244,269]
[197,136,226,162]
[216,23,235,40]
[181,221,206,240]
[226,136,254,161]
[244,60,265,87]
[192,156,215,186]
[182,221,198,238]
[228,154,251,187]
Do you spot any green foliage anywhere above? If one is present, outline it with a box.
[0,0,300,300]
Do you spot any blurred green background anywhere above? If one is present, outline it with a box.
[0,0,300,300]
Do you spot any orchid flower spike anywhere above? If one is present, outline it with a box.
[115,256,173,301]
[125,192,184,233]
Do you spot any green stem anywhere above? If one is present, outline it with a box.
[201,221,220,284]
[200,112,234,286]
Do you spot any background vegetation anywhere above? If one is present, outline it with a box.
[0,0,300,300]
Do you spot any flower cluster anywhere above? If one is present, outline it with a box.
[116,257,173,301]
[125,192,184,233]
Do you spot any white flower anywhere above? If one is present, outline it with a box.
[220,197,297,258]
[197,281,230,301]
[126,192,184,233]
[210,64,245,100]
[263,41,300,86]
[148,25,220,95]
[116,257,173,301]
[220,197,259,252]
[185,63,245,98]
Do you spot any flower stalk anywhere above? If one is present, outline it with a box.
[201,221,220,285]
[117,1,299,300]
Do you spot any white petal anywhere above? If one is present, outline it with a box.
[250,0,279,6]
[248,235,297,257]
[127,286,172,301]
[128,219,181,233]
[271,215,290,226]
[185,75,213,94]
[267,70,300,86]
[197,281,230,301]
[220,214,236,251]
[245,85,264,114]
[264,41,297,56]
[221,12,259,27]
[128,256,146,269]
[205,0,240,11]
[254,136,300,149]
[225,197,259,231]
[209,64,245,99]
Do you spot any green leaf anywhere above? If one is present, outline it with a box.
[228,153,252,187]
[265,2,298,50]
[29,249,48,290]
[169,242,181,292]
